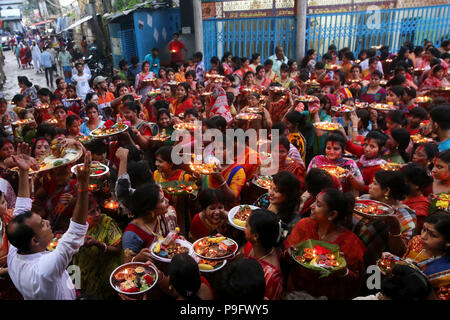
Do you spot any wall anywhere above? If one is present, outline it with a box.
[132,7,181,66]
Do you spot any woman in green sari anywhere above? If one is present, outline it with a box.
[72,198,123,299]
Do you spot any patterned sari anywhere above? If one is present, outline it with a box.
[71,214,123,299]
[201,163,246,203]
[403,235,450,300]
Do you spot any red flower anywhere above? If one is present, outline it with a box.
[143,274,154,285]
[104,120,115,129]
[94,170,104,174]
[124,287,140,293]
[313,245,330,255]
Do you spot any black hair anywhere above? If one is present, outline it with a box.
[226,92,235,107]
[169,253,201,300]
[371,70,383,79]
[387,110,407,127]
[279,136,290,152]
[198,188,225,210]
[176,82,190,102]
[204,115,227,132]
[154,100,170,111]
[365,130,388,151]
[279,63,289,73]
[119,59,128,69]
[430,104,450,131]
[221,51,232,63]
[155,145,173,164]
[403,86,416,99]
[374,170,410,200]
[123,101,140,115]
[414,46,424,56]
[424,212,450,256]
[437,149,450,165]
[18,76,32,87]
[380,264,431,300]
[300,49,316,68]
[401,162,433,190]
[358,49,367,60]
[193,52,203,60]
[248,209,281,251]
[322,53,332,62]
[215,258,266,301]
[263,59,273,66]
[285,111,309,134]
[344,50,355,60]
[272,171,301,226]
[36,123,56,140]
[243,71,255,82]
[356,108,370,129]
[409,107,427,120]
[66,114,80,128]
[390,128,411,163]
[12,94,25,105]
[321,188,355,226]
[85,103,99,114]
[315,61,325,70]
[131,183,161,217]
[305,168,336,196]
[31,136,50,157]
[185,70,196,80]
[415,143,439,167]
[210,56,220,66]
[85,139,107,155]
[271,121,287,135]
[0,137,13,155]
[366,48,377,58]
[350,64,362,74]
[324,131,347,153]
[157,108,171,121]
[387,75,406,87]
[334,70,346,85]
[37,87,52,97]
[368,56,379,66]
[5,211,35,253]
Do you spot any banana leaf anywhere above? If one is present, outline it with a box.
[291,239,347,278]
[159,180,198,196]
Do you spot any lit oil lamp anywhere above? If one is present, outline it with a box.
[104,199,119,210]
[88,184,98,191]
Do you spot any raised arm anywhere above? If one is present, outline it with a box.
[71,151,91,225]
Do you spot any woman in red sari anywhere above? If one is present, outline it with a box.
[275,137,306,191]
[284,188,366,300]
[401,163,433,233]
[419,64,449,93]
[189,188,229,242]
[267,83,292,124]
[171,82,193,117]
[243,209,284,300]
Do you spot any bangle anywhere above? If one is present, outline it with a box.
[339,268,349,277]
[352,127,358,132]
[131,256,136,262]
[102,242,108,253]
[219,180,227,187]
[389,231,402,238]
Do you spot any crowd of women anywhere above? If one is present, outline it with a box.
[0,39,449,300]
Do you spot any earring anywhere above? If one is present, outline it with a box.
[385,194,389,200]
[328,217,333,221]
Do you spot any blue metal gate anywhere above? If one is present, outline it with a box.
[202,2,450,67]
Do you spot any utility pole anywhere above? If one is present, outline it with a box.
[296,0,307,63]
[192,0,203,53]
[86,0,105,56]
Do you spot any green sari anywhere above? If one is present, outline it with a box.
[71,214,123,299]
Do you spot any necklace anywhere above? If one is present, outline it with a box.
[251,248,274,261]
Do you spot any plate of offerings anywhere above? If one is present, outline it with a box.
[201,91,213,96]
[11,139,83,174]
[149,130,171,142]
[380,162,402,171]
[253,175,273,190]
[188,162,218,175]
[76,135,95,144]
[376,255,421,275]
[297,95,316,103]
[65,97,82,102]
[159,180,197,196]
[110,262,158,296]
[47,233,63,251]
[147,89,161,96]
[291,239,347,278]
[141,78,155,84]
[379,80,388,86]
[269,86,284,93]
[355,102,368,109]
[413,68,425,75]
[90,122,128,138]
[326,64,342,70]
[228,205,259,230]
[246,107,263,114]
[235,113,258,121]
[318,165,348,179]
[71,161,109,178]
[35,104,49,110]
[196,257,227,272]
[305,79,320,86]
[347,79,361,84]
[370,103,397,112]
[353,199,395,218]
[12,118,35,126]
[193,235,239,260]
[332,104,355,113]
[313,121,341,131]
[411,134,433,144]
[416,96,432,104]
[173,122,201,132]
[150,236,193,263]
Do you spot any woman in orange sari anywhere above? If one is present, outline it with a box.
[171,82,193,117]
[284,188,366,300]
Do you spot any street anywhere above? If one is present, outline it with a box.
[1,49,59,103]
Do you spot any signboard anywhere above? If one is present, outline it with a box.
[202,0,398,18]
[111,37,122,56]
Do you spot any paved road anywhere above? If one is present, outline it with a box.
[0,49,62,103]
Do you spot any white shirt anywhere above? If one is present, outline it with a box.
[71,72,92,100]
[360,58,384,74]
[7,197,88,300]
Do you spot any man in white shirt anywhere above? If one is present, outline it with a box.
[71,58,91,78]
[360,48,384,75]
[268,46,289,77]
[6,143,91,300]
[71,62,92,100]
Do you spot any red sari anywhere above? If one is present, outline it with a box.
[171,97,193,117]
[244,242,284,300]
[284,218,366,299]
[402,195,429,233]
